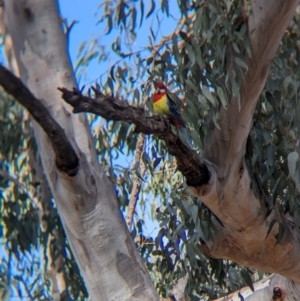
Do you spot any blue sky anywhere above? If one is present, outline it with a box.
[59,0,102,84]
[59,0,179,86]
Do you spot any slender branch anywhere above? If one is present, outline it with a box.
[0,65,79,176]
[62,18,78,49]
[126,134,146,230]
[150,14,193,58]
[58,86,210,187]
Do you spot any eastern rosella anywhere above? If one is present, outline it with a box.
[153,83,192,147]
[153,83,186,130]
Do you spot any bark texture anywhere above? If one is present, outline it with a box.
[3,0,159,300]
[214,274,300,301]
[125,134,146,230]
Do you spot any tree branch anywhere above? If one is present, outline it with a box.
[126,134,146,230]
[0,65,79,176]
[58,87,210,187]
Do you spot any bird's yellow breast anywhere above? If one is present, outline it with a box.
[153,95,170,115]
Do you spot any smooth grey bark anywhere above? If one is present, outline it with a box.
[3,1,159,300]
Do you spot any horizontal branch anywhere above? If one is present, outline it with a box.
[58,87,210,187]
[0,65,79,176]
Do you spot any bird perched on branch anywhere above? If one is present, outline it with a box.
[153,83,185,129]
[153,83,192,147]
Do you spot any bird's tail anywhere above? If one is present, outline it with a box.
[179,127,193,149]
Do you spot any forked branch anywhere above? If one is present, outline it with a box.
[58,86,210,187]
[0,65,79,176]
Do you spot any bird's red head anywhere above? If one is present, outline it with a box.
[156,83,168,94]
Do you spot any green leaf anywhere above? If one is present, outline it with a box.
[212,112,221,130]
[176,223,187,243]
[266,219,276,238]
[153,157,161,169]
[283,75,292,92]
[186,79,198,92]
[172,34,180,64]
[106,77,114,93]
[161,0,169,17]
[155,228,166,250]
[106,15,113,35]
[232,42,240,53]
[216,86,227,109]
[202,85,217,107]
[131,7,137,32]
[179,30,189,42]
[146,0,156,18]
[186,45,196,67]
[240,269,254,292]
[190,205,198,224]
[234,57,248,71]
[288,151,298,177]
[275,223,285,245]
[139,0,144,27]
[110,65,116,82]
[77,41,87,56]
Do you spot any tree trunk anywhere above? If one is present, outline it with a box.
[3,0,159,300]
[189,0,300,284]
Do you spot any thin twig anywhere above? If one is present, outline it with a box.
[125,134,146,230]
[150,14,192,58]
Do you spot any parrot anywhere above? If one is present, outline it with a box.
[152,83,192,147]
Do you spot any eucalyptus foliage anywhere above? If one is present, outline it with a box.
[1,0,300,300]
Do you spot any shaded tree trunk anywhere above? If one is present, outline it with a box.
[3,0,158,300]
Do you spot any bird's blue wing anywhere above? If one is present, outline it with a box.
[166,93,186,128]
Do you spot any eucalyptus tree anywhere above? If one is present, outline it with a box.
[0,0,300,301]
